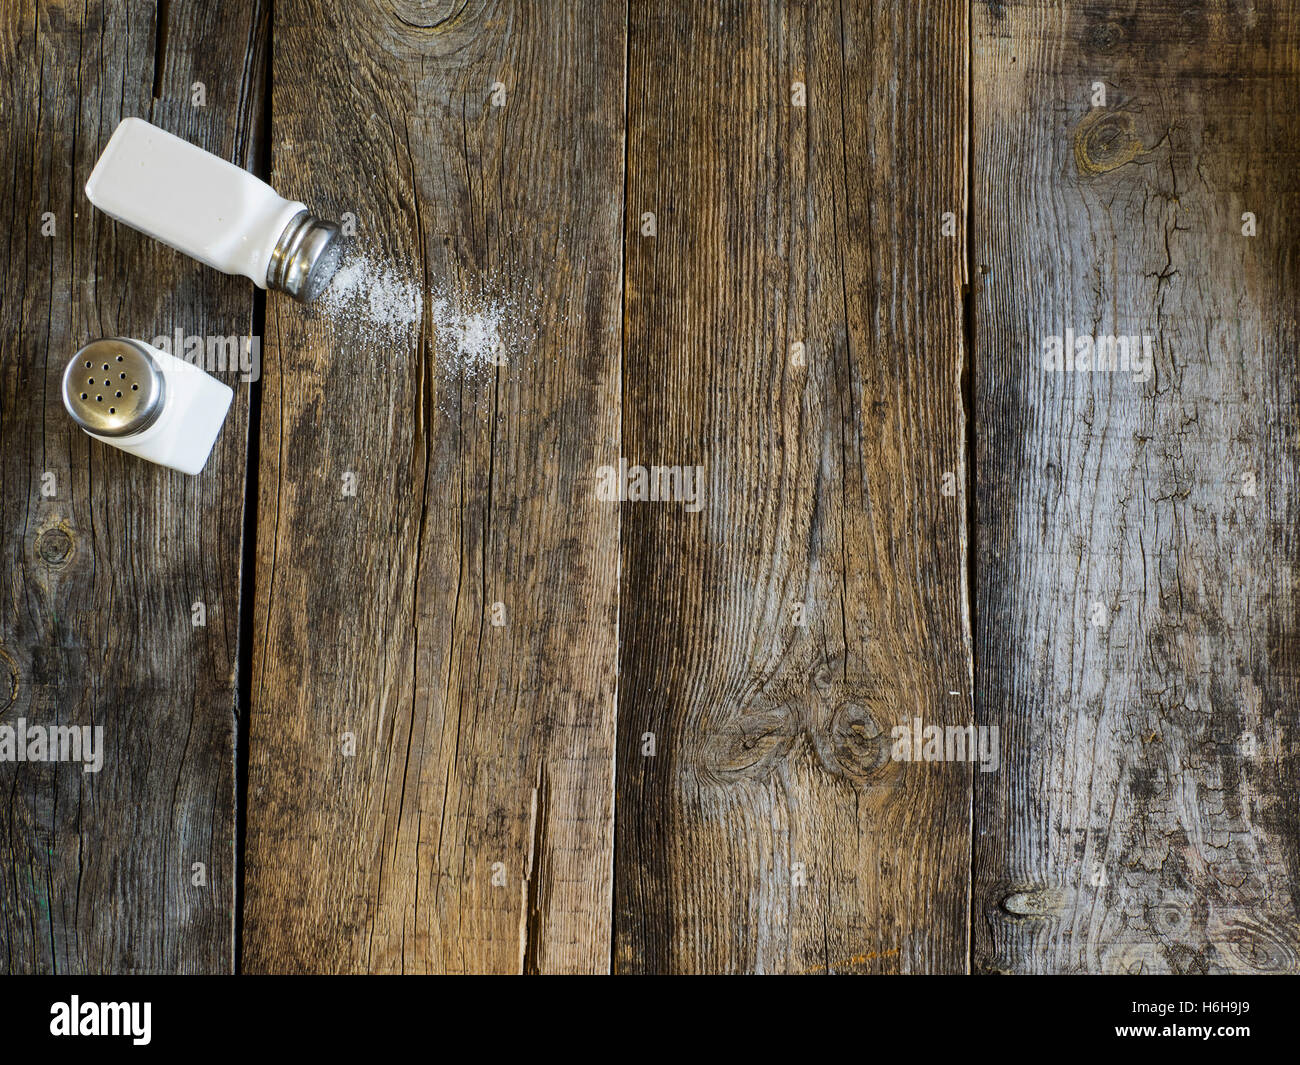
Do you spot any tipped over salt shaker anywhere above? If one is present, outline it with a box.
[85,117,341,302]
[62,339,233,476]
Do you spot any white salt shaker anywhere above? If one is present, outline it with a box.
[85,117,341,302]
[61,339,233,475]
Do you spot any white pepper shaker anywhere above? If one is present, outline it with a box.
[62,339,233,475]
[85,117,341,302]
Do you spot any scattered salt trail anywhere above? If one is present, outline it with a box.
[316,246,544,407]
[426,274,543,390]
[429,295,506,373]
[317,250,421,335]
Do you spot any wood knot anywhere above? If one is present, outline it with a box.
[34,523,75,568]
[0,644,18,717]
[698,658,894,787]
[699,704,798,784]
[817,700,889,783]
[389,0,467,31]
[1073,110,1142,176]
[1146,901,1191,938]
[999,886,1066,918]
[1213,915,1300,973]
[811,663,835,694]
[1081,18,1126,52]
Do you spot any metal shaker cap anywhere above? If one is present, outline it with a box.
[62,338,166,438]
[265,209,341,303]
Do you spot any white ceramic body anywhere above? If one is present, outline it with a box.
[86,341,233,476]
[84,117,304,288]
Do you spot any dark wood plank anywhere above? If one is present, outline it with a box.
[973,0,1300,973]
[614,0,972,973]
[0,0,262,973]
[243,0,624,973]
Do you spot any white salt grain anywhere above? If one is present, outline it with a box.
[317,251,421,335]
[429,297,504,372]
[427,277,542,387]
[316,246,541,406]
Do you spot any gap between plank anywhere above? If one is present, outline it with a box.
[234,0,273,976]
[151,0,170,105]
[961,0,978,978]
[607,0,631,978]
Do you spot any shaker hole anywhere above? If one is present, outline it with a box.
[80,393,87,400]
[132,384,139,391]
[102,364,109,370]
[95,396,102,402]
[116,355,123,362]
[84,361,92,368]
[120,373,126,379]
[109,408,116,414]
[115,391,122,398]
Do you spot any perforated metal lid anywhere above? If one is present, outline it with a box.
[62,339,166,437]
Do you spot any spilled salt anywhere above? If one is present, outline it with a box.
[427,276,542,386]
[315,246,542,406]
[429,296,504,371]
[316,250,421,335]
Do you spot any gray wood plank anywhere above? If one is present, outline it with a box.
[973,0,1300,973]
[0,0,263,973]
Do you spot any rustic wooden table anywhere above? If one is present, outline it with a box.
[2,0,1297,974]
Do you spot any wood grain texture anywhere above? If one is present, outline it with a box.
[613,0,972,973]
[0,0,262,972]
[973,0,1300,973]
[243,0,624,973]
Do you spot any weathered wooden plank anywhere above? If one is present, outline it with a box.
[243,0,624,973]
[614,0,971,973]
[973,0,1300,973]
[0,0,262,973]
